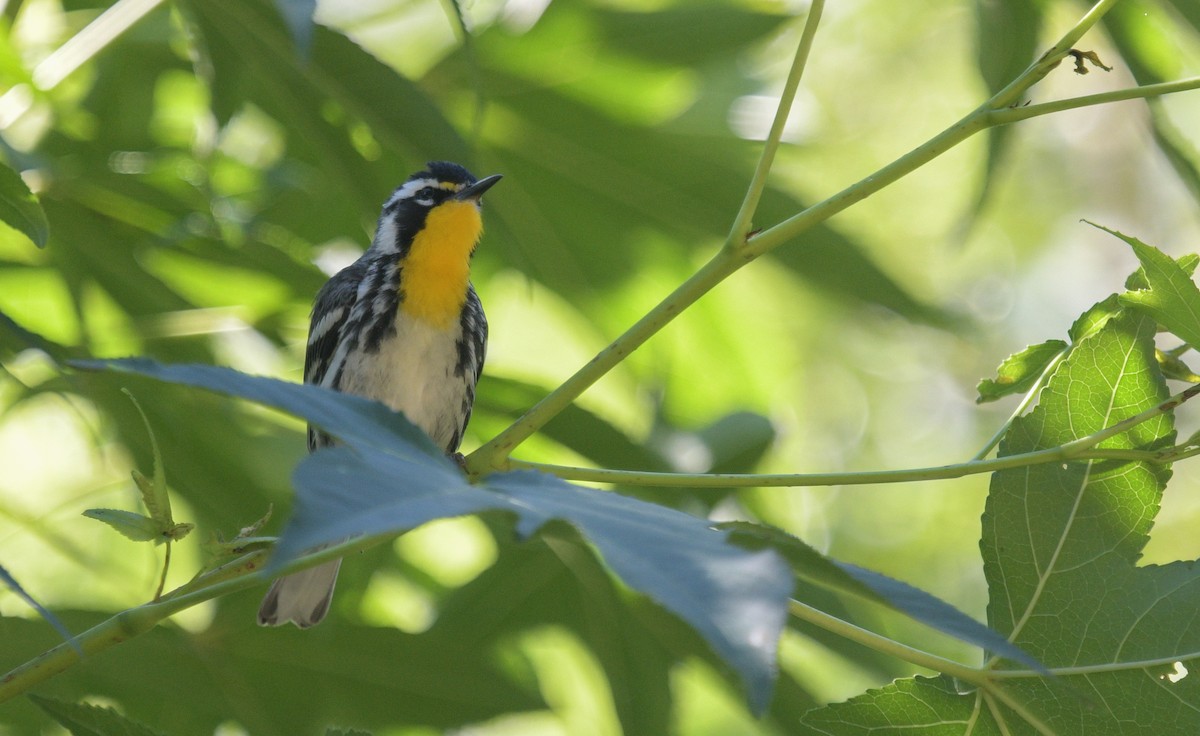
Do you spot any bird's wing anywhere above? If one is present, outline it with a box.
[304,260,368,450]
[448,283,488,452]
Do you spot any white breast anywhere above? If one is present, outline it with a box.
[337,315,469,450]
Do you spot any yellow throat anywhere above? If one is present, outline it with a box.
[399,200,483,329]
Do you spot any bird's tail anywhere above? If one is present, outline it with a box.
[257,559,341,628]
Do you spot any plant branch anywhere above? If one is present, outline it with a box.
[991,76,1200,126]
[0,532,385,703]
[788,599,987,685]
[466,5,829,476]
[973,348,1069,461]
[466,250,743,473]
[504,383,1200,487]
[727,0,825,243]
[470,1,1163,468]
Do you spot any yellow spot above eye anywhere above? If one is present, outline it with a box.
[399,200,483,329]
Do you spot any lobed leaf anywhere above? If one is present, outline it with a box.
[1100,223,1200,350]
[78,358,793,714]
[284,445,791,714]
[804,290,1200,732]
[982,308,1200,729]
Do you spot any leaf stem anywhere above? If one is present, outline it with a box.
[0,532,379,703]
[987,650,1200,679]
[0,551,263,704]
[727,0,825,243]
[154,541,170,601]
[504,383,1200,487]
[972,348,1069,461]
[788,599,987,685]
[991,76,1200,126]
[466,250,743,473]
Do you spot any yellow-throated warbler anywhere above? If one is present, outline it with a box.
[258,161,502,628]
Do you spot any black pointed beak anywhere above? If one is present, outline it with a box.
[455,174,503,203]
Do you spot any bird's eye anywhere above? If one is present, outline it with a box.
[418,187,436,199]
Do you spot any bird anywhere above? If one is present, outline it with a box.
[258,161,501,628]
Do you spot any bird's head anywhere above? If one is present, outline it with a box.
[372,161,502,257]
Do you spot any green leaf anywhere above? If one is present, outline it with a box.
[82,509,162,543]
[286,446,791,714]
[804,310,1200,732]
[1105,4,1200,210]
[801,675,1000,734]
[0,160,49,248]
[1126,253,1199,292]
[1068,293,1123,342]
[593,5,788,64]
[29,694,165,736]
[76,358,793,714]
[72,358,445,461]
[696,411,775,473]
[984,311,1198,725]
[722,522,1042,672]
[975,339,1067,404]
[1099,224,1200,349]
[0,308,72,363]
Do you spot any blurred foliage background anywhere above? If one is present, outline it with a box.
[1,0,1199,733]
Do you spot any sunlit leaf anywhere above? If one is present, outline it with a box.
[803,303,1200,732]
[975,339,1067,404]
[1101,224,1200,350]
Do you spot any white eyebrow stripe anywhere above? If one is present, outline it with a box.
[385,178,439,208]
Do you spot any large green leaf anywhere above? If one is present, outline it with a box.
[76,358,793,714]
[801,675,1004,735]
[803,309,1200,732]
[287,447,790,714]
